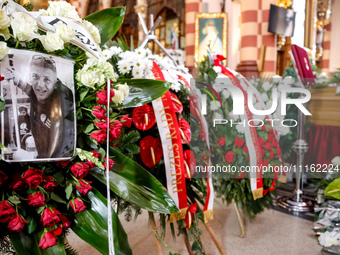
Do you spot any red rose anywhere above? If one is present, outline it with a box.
[90,129,107,144]
[234,137,244,148]
[76,179,92,196]
[7,214,28,232]
[258,137,264,147]
[27,191,45,207]
[273,165,280,180]
[267,134,273,143]
[59,214,71,229]
[276,146,282,156]
[225,151,234,163]
[92,150,100,158]
[92,105,106,120]
[261,149,265,157]
[261,125,266,132]
[43,176,56,192]
[109,121,122,141]
[56,160,70,167]
[178,117,191,144]
[39,231,57,249]
[218,137,226,146]
[263,159,269,167]
[272,138,278,147]
[132,104,156,131]
[0,201,16,223]
[71,162,90,179]
[0,170,8,185]
[265,142,272,150]
[96,88,114,105]
[70,198,86,213]
[9,173,28,191]
[104,157,114,171]
[95,120,108,130]
[270,151,274,160]
[22,168,43,189]
[243,145,249,154]
[169,92,183,114]
[41,208,60,228]
[120,115,132,128]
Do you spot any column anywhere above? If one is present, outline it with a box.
[185,0,200,69]
[320,23,331,74]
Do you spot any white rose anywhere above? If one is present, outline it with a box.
[0,42,10,60]
[117,83,129,97]
[55,22,75,42]
[82,20,101,44]
[331,156,340,166]
[77,69,105,87]
[0,10,10,30]
[46,1,80,20]
[0,28,10,40]
[39,32,64,52]
[112,89,125,104]
[11,12,38,41]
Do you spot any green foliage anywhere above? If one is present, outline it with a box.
[325,178,340,200]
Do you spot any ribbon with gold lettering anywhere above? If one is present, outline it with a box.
[151,62,188,221]
[214,55,263,200]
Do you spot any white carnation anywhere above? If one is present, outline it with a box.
[0,10,10,30]
[318,231,340,247]
[39,32,64,52]
[55,22,75,42]
[46,1,80,20]
[0,42,9,60]
[11,12,38,41]
[82,20,101,44]
[77,69,105,87]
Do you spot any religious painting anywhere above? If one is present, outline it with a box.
[195,13,227,63]
[165,17,179,49]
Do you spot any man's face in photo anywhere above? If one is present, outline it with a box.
[30,65,57,101]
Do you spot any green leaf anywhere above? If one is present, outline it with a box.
[65,181,73,200]
[52,172,64,186]
[50,192,67,204]
[26,214,38,234]
[71,188,132,255]
[325,178,340,199]
[8,195,21,205]
[90,147,180,214]
[84,7,125,47]
[84,123,94,134]
[0,96,5,113]
[10,231,67,255]
[35,206,44,215]
[76,148,104,170]
[115,79,171,108]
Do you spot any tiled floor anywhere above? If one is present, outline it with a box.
[67,202,322,255]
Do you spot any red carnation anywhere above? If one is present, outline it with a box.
[22,168,43,189]
[243,145,249,154]
[76,179,92,196]
[109,121,122,141]
[56,160,70,167]
[70,198,86,213]
[104,157,114,171]
[9,173,28,191]
[276,146,282,156]
[265,142,272,150]
[178,117,191,144]
[43,176,56,192]
[120,115,132,128]
[71,162,90,179]
[183,150,196,178]
[96,88,114,105]
[39,231,57,249]
[139,136,163,168]
[41,208,60,228]
[218,137,226,146]
[59,214,71,229]
[169,92,183,114]
[90,129,107,144]
[27,192,45,207]
[270,151,274,160]
[225,151,234,163]
[258,137,264,147]
[7,214,28,232]
[92,105,106,120]
[132,104,156,131]
[0,170,8,185]
[0,201,16,223]
[234,137,244,148]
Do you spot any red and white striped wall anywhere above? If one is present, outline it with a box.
[321,23,331,74]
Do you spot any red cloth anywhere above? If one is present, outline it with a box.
[305,124,340,165]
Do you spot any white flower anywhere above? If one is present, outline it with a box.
[280,125,290,136]
[102,49,114,60]
[318,231,340,247]
[272,75,282,84]
[261,92,269,102]
[46,1,80,20]
[134,48,146,58]
[262,81,273,92]
[331,156,340,166]
[55,22,75,42]
[236,124,245,134]
[170,83,181,92]
[0,42,9,60]
[109,46,122,55]
[82,20,101,44]
[210,100,221,111]
[132,58,146,70]
[118,59,131,75]
[213,66,222,74]
[222,89,230,99]
[177,65,189,74]
[116,83,129,97]
[132,67,144,78]
[283,76,295,86]
[39,32,64,52]
[214,112,223,120]
[112,89,125,104]
[231,114,239,121]
[77,69,105,88]
[0,10,10,30]
[0,28,10,40]
[11,12,38,41]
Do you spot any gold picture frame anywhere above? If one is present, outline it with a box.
[195,13,227,63]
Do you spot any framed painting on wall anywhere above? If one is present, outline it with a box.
[195,13,227,63]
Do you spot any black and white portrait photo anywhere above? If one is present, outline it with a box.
[1,49,76,162]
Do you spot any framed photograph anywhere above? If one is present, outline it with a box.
[195,13,227,63]
[1,49,76,162]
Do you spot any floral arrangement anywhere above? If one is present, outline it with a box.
[0,1,180,254]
